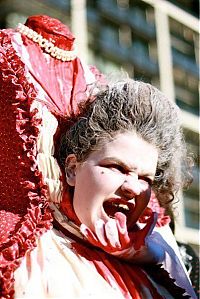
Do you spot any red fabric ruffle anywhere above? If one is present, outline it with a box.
[138,191,171,227]
[0,31,53,298]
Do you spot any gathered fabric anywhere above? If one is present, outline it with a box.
[50,202,196,299]
[13,204,196,298]
[0,16,97,298]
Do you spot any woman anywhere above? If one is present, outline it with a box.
[14,79,196,298]
[0,15,196,298]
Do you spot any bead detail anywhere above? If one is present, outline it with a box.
[16,23,77,61]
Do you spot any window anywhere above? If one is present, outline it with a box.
[183,129,199,230]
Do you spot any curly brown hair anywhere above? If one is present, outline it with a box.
[59,79,192,208]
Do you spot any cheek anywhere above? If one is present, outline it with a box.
[139,180,150,191]
[138,180,151,204]
[95,168,124,187]
[76,167,124,195]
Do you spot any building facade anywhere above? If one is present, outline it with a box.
[86,0,199,250]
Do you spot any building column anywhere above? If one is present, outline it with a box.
[154,7,175,102]
[71,0,88,63]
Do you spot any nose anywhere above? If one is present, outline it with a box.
[120,175,142,198]
[120,175,151,228]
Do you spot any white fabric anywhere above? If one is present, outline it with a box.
[14,229,124,299]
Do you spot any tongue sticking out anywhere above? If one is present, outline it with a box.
[103,197,150,230]
[103,198,136,228]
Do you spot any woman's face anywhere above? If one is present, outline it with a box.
[66,131,158,231]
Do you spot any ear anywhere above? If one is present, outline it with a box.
[65,154,78,186]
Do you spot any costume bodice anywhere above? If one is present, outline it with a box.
[14,227,194,299]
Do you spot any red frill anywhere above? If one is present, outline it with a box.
[139,192,171,227]
[0,31,53,298]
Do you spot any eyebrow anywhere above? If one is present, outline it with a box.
[100,156,156,179]
[100,157,137,171]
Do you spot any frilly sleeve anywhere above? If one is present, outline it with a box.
[0,29,53,298]
[0,19,101,297]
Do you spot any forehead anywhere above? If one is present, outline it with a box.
[87,132,158,173]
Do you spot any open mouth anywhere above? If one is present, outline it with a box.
[103,198,136,227]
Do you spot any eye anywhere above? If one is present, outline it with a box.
[104,163,127,174]
[154,169,164,181]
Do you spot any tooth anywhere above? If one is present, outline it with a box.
[118,204,129,210]
[128,199,135,204]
